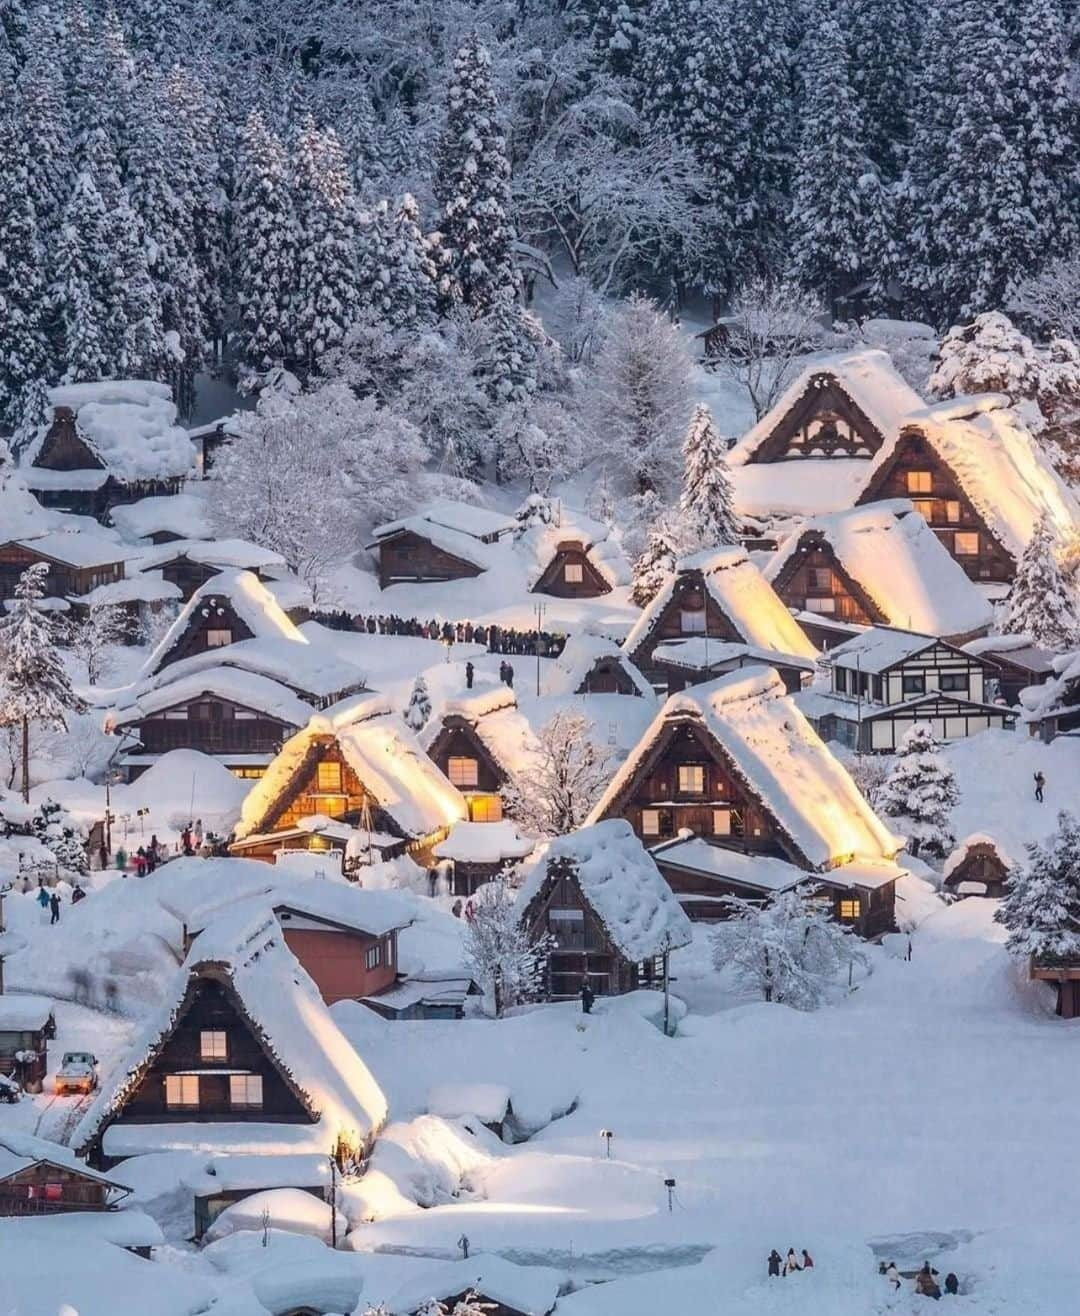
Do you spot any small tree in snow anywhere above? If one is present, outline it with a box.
[64,603,130,684]
[404,675,432,731]
[678,404,738,553]
[0,564,86,801]
[712,887,866,1009]
[504,710,616,837]
[463,876,551,1017]
[995,812,1080,963]
[876,723,960,859]
[31,798,88,878]
[1012,256,1080,341]
[709,276,825,421]
[631,515,679,608]
[1001,514,1079,651]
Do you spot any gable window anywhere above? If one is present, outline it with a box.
[912,499,936,522]
[563,562,584,584]
[229,1074,263,1109]
[838,898,861,921]
[680,608,707,634]
[806,597,836,614]
[945,500,962,523]
[163,709,188,720]
[234,709,257,720]
[548,908,586,948]
[954,531,979,556]
[200,1030,227,1061]
[940,672,969,694]
[469,794,502,822]
[712,809,731,836]
[448,756,479,787]
[902,674,926,696]
[806,567,832,592]
[206,628,232,647]
[677,764,705,794]
[906,470,932,494]
[165,1074,200,1109]
[365,944,382,970]
[316,761,342,792]
[641,809,673,838]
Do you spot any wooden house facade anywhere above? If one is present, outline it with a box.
[372,527,486,589]
[531,539,612,598]
[0,1156,125,1217]
[424,717,507,823]
[0,998,56,1094]
[769,534,877,626]
[274,906,401,1004]
[154,593,256,669]
[0,538,126,603]
[971,643,1057,706]
[942,837,1011,898]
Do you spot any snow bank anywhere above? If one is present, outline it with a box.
[203,1186,348,1245]
[40,379,195,481]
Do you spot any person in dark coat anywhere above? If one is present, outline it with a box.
[944,1273,959,1296]
[801,1250,814,1269]
[465,661,475,689]
[181,826,193,856]
[71,884,86,904]
[767,1250,782,1278]
[36,881,50,910]
[49,892,61,924]
[581,981,595,1013]
[915,1262,941,1299]
[499,660,508,685]
[505,662,514,688]
[1034,770,1045,802]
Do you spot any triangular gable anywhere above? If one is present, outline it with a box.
[767,529,882,626]
[531,541,612,597]
[31,408,107,473]
[425,715,509,786]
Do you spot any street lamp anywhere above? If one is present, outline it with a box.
[600,1128,614,1159]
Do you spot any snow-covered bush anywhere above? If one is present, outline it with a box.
[30,798,88,878]
[995,812,1080,962]
[1002,513,1079,651]
[711,888,865,1009]
[876,723,960,860]
[463,876,551,1017]
[404,676,432,732]
[504,710,616,837]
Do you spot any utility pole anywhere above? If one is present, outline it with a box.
[662,939,671,1038]
[534,600,546,697]
[329,1155,338,1248]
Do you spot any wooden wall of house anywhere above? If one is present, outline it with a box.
[525,868,637,999]
[0,1163,110,1215]
[857,433,1014,581]
[658,657,805,698]
[160,560,228,601]
[943,845,1009,897]
[579,659,640,695]
[427,722,507,792]
[633,574,746,672]
[376,532,482,588]
[749,378,884,463]
[133,697,294,757]
[279,926,398,1003]
[602,722,785,855]
[772,544,875,625]
[162,599,256,667]
[533,544,611,598]
[109,977,312,1124]
[0,543,124,601]
[33,409,104,472]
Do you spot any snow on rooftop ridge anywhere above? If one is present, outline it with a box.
[517,819,693,962]
[826,625,938,673]
[942,832,1018,880]
[109,493,213,543]
[434,819,536,864]
[132,537,287,572]
[728,349,926,465]
[368,514,495,570]
[110,666,314,729]
[544,633,655,698]
[442,684,519,722]
[387,1253,563,1316]
[419,499,517,539]
[766,502,993,637]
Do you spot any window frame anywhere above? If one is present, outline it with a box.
[680,607,707,634]
[365,944,382,970]
[563,561,584,584]
[905,470,933,495]
[228,1073,264,1110]
[447,756,479,787]
[953,530,980,557]
[199,1029,228,1062]
[676,763,706,795]
[838,898,861,921]
[205,627,233,648]
[901,674,926,696]
[164,1074,200,1110]
[316,760,343,793]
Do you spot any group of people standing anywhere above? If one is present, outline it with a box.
[767,1248,813,1276]
[881,1259,960,1299]
[348,612,566,658]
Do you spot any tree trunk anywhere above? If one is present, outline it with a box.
[21,716,30,804]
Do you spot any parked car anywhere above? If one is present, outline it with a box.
[54,1051,98,1096]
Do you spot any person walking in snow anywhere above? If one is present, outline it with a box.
[465,661,475,689]
[1034,770,1046,803]
[71,884,86,904]
[49,891,61,924]
[915,1262,940,1299]
[181,826,193,856]
[885,1262,901,1290]
[944,1273,959,1296]
[505,662,514,689]
[36,881,50,911]
[767,1250,782,1278]
[135,847,147,878]
[906,936,913,962]
[581,980,595,1014]
[801,1250,814,1269]
[785,1249,801,1274]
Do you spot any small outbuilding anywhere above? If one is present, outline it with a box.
[0,995,56,1093]
[942,835,1013,898]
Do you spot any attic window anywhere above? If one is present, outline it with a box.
[470,794,502,822]
[200,1030,227,1061]
[229,1074,263,1109]
[316,761,342,792]
[806,568,832,592]
[906,470,932,494]
[165,1074,200,1109]
[448,757,479,787]
[206,628,232,647]
[564,562,584,583]
[945,500,961,523]
[954,531,979,556]
[805,598,836,614]
[680,609,707,634]
[677,764,705,794]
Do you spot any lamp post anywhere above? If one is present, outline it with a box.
[600,1128,614,1159]
[664,1177,676,1213]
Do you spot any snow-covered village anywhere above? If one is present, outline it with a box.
[2,0,1080,1312]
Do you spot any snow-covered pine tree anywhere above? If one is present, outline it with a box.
[52,170,112,383]
[631,516,679,607]
[404,675,432,731]
[0,563,86,802]
[711,886,866,1009]
[10,376,52,457]
[584,0,648,76]
[788,14,892,310]
[0,106,51,428]
[638,0,742,295]
[876,722,960,859]
[291,116,360,374]
[678,404,739,553]
[1002,514,1079,651]
[845,0,922,179]
[385,194,438,328]
[31,798,88,877]
[994,811,1080,965]
[233,110,295,381]
[15,19,72,256]
[434,34,519,314]
[462,874,552,1017]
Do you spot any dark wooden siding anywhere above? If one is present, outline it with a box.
[375,532,483,588]
[0,542,124,601]
[0,1164,110,1215]
[532,544,611,598]
[161,599,256,668]
[748,376,885,463]
[133,697,294,757]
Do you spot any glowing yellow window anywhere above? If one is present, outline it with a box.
[448,757,479,787]
[954,531,979,556]
[316,761,342,792]
[906,470,932,494]
[470,795,502,822]
[839,899,860,920]
[677,764,705,794]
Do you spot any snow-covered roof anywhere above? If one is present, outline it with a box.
[425,686,543,779]
[650,835,808,894]
[589,668,904,872]
[963,635,1058,674]
[182,1152,331,1195]
[0,1129,126,1190]
[415,500,517,540]
[730,456,874,521]
[109,493,213,543]
[427,1082,511,1123]
[74,904,388,1159]
[826,626,942,674]
[544,633,655,697]
[134,636,366,704]
[766,502,993,637]
[1019,649,1080,723]
[77,574,183,607]
[387,1252,562,1316]
[10,528,131,569]
[23,380,195,481]
[235,697,467,844]
[866,399,1080,560]
[519,510,630,589]
[434,819,535,865]
[110,666,314,728]
[517,819,693,961]
[942,833,1017,880]
[368,516,494,570]
[0,994,55,1031]
[728,349,926,466]
[624,546,817,661]
[140,569,305,677]
[132,537,287,573]
[184,876,416,941]
[651,637,816,673]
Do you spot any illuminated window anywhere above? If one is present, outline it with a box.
[912,499,935,522]
[200,1030,227,1061]
[712,809,731,836]
[469,794,502,822]
[206,628,232,647]
[365,944,381,970]
[641,809,661,837]
[839,899,860,920]
[806,597,836,614]
[231,767,265,780]
[448,756,479,787]
[954,531,979,556]
[677,764,705,794]
[681,608,707,633]
[229,1074,263,1109]
[165,1074,200,1109]
[906,470,932,494]
[807,567,832,592]
[322,796,347,819]
[316,761,342,792]
[945,500,961,523]
[564,562,584,583]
